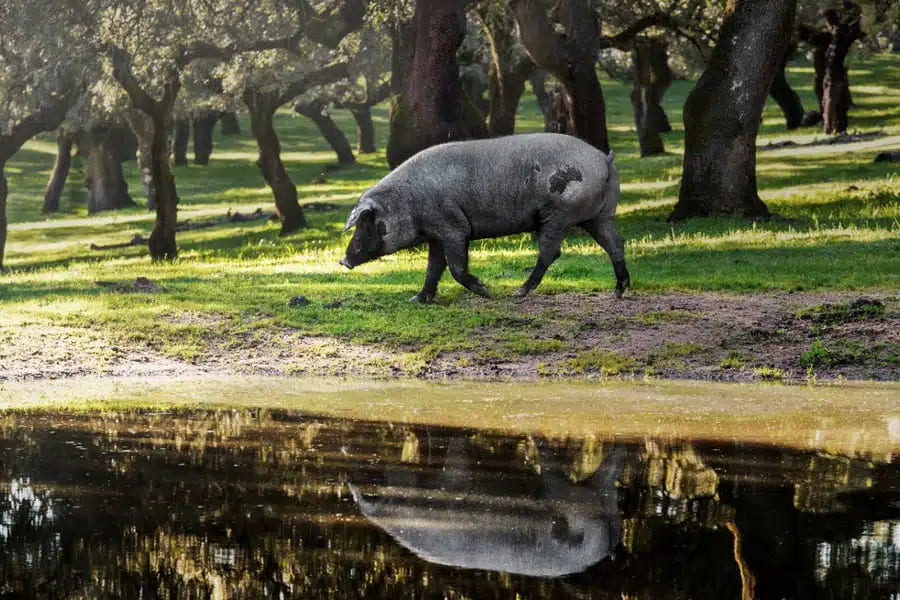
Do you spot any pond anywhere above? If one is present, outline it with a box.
[0,378,897,598]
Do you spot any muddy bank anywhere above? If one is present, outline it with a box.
[1,292,897,384]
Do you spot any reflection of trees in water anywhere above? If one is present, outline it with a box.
[0,410,895,599]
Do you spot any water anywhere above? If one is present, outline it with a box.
[0,378,897,598]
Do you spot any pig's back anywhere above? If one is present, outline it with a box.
[389,134,613,238]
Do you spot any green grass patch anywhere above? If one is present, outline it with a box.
[796,298,886,325]
[568,349,636,375]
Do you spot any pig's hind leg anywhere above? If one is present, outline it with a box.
[442,236,491,298]
[580,216,630,298]
[514,228,565,298]
[411,241,446,304]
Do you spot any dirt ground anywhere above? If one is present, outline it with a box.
[1,292,897,384]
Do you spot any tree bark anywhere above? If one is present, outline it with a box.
[173,118,190,167]
[81,128,135,214]
[350,107,376,154]
[43,132,73,213]
[821,9,862,135]
[296,101,356,166]
[478,4,535,137]
[769,46,805,130]
[0,93,75,269]
[670,0,796,221]
[219,111,241,135]
[126,112,156,211]
[147,109,179,260]
[192,110,219,165]
[529,71,554,131]
[0,167,6,271]
[387,0,484,168]
[630,38,673,157]
[245,90,306,236]
[510,0,610,152]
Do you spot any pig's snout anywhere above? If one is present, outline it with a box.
[340,257,353,270]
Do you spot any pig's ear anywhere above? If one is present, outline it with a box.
[344,198,376,231]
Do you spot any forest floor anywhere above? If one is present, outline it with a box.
[1,55,899,385]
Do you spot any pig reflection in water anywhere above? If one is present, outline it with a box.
[350,437,624,578]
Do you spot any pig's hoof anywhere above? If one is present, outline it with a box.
[472,284,492,299]
[410,293,435,304]
[614,278,631,299]
[513,287,531,299]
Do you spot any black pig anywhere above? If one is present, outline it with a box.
[341,133,629,302]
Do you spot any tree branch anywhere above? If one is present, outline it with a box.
[104,43,161,114]
[277,61,351,105]
[296,0,366,48]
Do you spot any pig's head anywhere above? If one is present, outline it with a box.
[341,194,419,269]
[341,197,385,269]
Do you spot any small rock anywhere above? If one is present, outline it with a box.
[288,295,310,307]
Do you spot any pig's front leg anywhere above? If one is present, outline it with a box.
[410,241,446,304]
[442,237,491,298]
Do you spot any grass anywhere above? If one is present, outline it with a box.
[2,54,899,369]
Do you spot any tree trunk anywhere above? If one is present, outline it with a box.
[147,111,179,260]
[192,110,219,165]
[510,0,610,152]
[82,129,135,214]
[43,132,73,213]
[220,112,241,135]
[245,91,306,236]
[127,113,156,211]
[822,11,862,135]
[173,118,190,167]
[529,71,554,131]
[296,101,356,166]
[769,46,805,129]
[479,4,535,137]
[108,125,138,162]
[387,0,481,168]
[0,166,6,271]
[351,107,376,154]
[631,38,673,156]
[670,0,796,221]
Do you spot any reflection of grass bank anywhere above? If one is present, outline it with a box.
[1,377,898,459]
[2,55,899,383]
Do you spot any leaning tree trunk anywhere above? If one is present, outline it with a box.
[769,45,805,129]
[295,101,356,166]
[82,129,135,214]
[245,91,306,236]
[350,107,376,154]
[43,132,73,213]
[173,118,190,167]
[670,0,796,221]
[387,0,479,168]
[192,110,219,165]
[219,112,241,135]
[631,38,673,156]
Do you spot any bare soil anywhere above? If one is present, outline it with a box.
[1,292,897,384]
